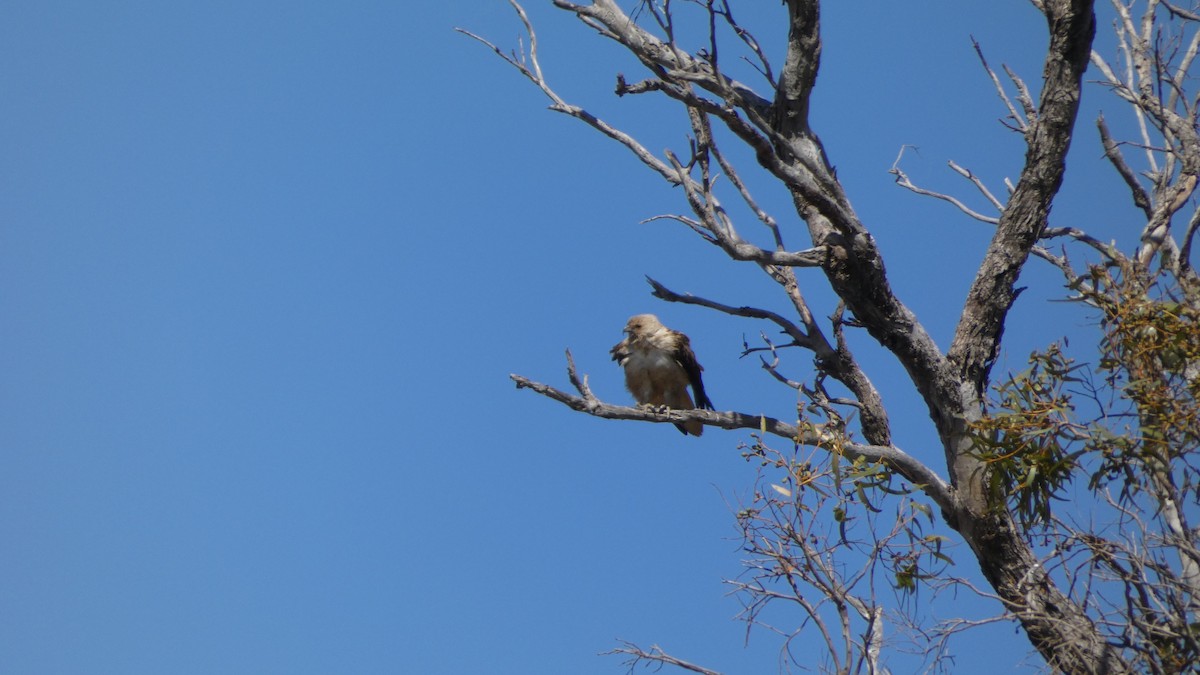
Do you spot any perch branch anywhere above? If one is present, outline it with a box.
[509,368,952,512]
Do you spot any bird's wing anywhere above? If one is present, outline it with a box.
[610,337,631,365]
[671,330,713,410]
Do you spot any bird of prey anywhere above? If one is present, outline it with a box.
[610,314,714,436]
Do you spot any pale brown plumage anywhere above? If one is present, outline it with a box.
[610,314,713,436]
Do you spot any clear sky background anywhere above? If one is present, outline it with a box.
[0,2,1162,674]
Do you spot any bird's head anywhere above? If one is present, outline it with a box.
[624,313,663,336]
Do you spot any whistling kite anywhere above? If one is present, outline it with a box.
[611,314,713,436]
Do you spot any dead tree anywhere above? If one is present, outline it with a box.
[463,1,1200,672]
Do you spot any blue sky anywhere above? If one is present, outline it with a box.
[0,2,1156,673]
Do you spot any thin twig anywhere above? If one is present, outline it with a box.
[605,641,723,675]
[973,37,1029,133]
[890,150,1001,225]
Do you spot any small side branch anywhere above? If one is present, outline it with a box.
[1180,208,1200,272]
[605,641,722,675]
[456,5,680,186]
[973,37,1032,133]
[1097,114,1153,218]
[949,161,1006,213]
[890,148,1001,225]
[645,276,813,348]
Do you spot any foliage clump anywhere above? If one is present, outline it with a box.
[972,260,1200,533]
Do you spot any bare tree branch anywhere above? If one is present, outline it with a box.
[605,641,723,675]
[890,148,1002,225]
[974,37,1031,133]
[1097,113,1154,218]
[509,363,953,511]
